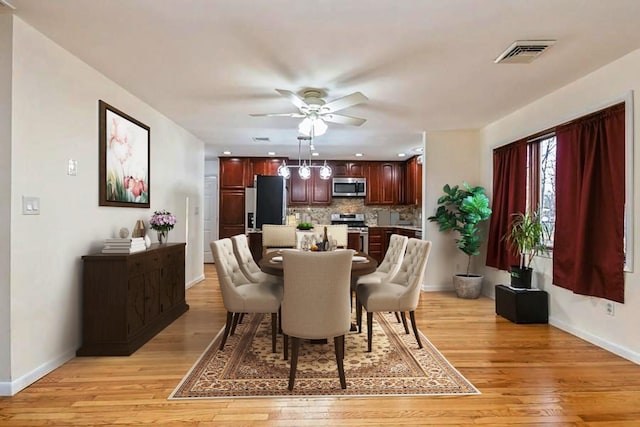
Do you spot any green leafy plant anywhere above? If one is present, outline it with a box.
[427,182,492,276]
[297,222,313,230]
[504,210,549,269]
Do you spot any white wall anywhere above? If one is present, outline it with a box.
[423,130,483,290]
[0,13,13,385]
[480,49,640,364]
[2,17,205,395]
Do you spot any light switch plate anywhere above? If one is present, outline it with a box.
[22,196,40,215]
[67,159,78,176]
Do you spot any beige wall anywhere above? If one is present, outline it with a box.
[423,130,483,290]
[0,13,12,385]
[480,49,640,364]
[1,17,206,395]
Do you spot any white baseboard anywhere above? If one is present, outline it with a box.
[549,316,640,365]
[422,283,453,292]
[0,349,76,396]
[186,274,205,290]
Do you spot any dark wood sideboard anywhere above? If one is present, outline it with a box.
[77,243,189,356]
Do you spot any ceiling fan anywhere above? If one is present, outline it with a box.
[250,88,368,136]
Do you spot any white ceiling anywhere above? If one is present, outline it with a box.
[7,0,640,160]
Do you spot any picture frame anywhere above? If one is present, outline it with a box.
[98,100,150,208]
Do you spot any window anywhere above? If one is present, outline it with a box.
[532,135,556,248]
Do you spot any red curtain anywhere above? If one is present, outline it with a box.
[553,103,625,303]
[486,140,527,271]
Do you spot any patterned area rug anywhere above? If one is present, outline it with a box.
[169,312,479,398]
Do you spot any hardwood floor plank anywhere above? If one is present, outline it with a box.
[1,263,639,425]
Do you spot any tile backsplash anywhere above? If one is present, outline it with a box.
[288,198,421,227]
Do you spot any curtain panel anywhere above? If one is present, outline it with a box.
[486,140,528,271]
[553,103,625,303]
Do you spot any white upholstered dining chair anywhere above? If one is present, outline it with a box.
[281,250,353,390]
[356,238,432,352]
[231,234,282,287]
[261,224,296,254]
[210,239,283,352]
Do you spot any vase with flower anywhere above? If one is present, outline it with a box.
[149,210,176,244]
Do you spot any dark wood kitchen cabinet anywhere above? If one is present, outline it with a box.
[78,243,188,356]
[405,155,422,206]
[288,162,332,206]
[365,162,402,205]
[331,161,365,177]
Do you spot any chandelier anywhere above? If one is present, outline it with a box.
[277,136,332,181]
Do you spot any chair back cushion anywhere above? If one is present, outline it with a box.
[389,238,432,309]
[377,234,409,279]
[231,234,262,282]
[281,250,353,339]
[211,239,252,310]
[262,225,296,249]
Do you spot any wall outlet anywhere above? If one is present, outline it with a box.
[605,302,615,316]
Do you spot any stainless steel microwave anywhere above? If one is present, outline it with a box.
[332,177,366,197]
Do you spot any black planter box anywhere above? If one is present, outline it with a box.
[495,284,548,324]
[510,266,533,289]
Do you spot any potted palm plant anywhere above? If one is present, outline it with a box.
[504,210,549,288]
[428,182,492,298]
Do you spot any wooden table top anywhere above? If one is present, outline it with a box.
[258,250,378,277]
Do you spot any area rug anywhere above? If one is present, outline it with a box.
[169,312,479,399]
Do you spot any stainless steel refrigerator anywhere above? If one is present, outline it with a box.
[253,175,286,229]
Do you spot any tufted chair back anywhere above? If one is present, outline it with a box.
[388,238,433,310]
[376,234,409,281]
[262,224,296,254]
[231,234,263,281]
[211,238,253,312]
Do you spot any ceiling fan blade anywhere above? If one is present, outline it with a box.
[321,92,368,113]
[322,113,367,126]
[275,89,309,111]
[249,112,305,118]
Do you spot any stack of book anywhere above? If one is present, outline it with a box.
[101,237,147,254]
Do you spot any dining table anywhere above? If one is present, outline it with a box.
[258,249,378,333]
[258,249,378,278]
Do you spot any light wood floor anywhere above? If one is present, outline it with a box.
[1,264,640,426]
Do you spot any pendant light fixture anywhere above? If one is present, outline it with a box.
[277,135,332,180]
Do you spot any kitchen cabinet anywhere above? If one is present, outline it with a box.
[332,161,365,177]
[220,157,252,188]
[288,162,332,206]
[405,155,422,206]
[78,243,188,356]
[249,157,286,184]
[365,162,403,205]
[219,189,245,239]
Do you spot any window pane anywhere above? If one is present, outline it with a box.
[539,136,556,247]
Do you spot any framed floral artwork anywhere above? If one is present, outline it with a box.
[98,100,150,208]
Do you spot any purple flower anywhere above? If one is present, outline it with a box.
[149,210,177,232]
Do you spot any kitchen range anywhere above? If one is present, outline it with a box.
[331,213,368,253]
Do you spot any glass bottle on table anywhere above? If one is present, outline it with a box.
[322,226,329,251]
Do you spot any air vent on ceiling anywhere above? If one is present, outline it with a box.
[252,137,270,143]
[0,0,16,10]
[494,40,556,64]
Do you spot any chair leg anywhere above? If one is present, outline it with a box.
[334,335,347,389]
[238,313,245,324]
[409,311,423,349]
[230,312,241,336]
[400,311,410,334]
[219,311,233,350]
[367,312,373,352]
[278,307,282,334]
[356,299,363,333]
[271,312,278,353]
[394,312,401,323]
[288,337,300,391]
[283,334,289,360]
